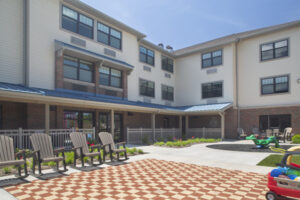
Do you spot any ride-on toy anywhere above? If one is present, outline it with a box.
[266,147,300,200]
[246,134,280,149]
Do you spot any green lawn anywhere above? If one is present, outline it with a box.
[257,154,300,167]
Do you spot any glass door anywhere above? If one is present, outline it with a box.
[114,114,123,142]
[99,113,110,132]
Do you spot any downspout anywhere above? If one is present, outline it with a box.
[235,38,240,129]
[219,111,225,140]
[24,0,29,86]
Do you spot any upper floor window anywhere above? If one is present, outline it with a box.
[202,81,223,99]
[261,39,288,61]
[63,55,93,83]
[202,50,222,68]
[62,6,94,39]
[97,22,122,50]
[162,85,174,101]
[162,56,174,73]
[261,75,289,95]
[140,79,155,97]
[99,66,122,88]
[139,46,154,66]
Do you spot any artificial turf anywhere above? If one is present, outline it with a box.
[257,154,300,167]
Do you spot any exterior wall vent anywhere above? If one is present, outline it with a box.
[206,68,217,74]
[206,99,218,104]
[70,36,86,47]
[165,73,171,78]
[104,48,116,57]
[143,65,151,72]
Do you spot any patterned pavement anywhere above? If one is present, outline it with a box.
[5,159,268,200]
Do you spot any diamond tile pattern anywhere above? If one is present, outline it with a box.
[5,159,268,200]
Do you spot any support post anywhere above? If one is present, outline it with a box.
[45,104,50,134]
[179,115,182,138]
[110,110,115,137]
[151,113,156,142]
[185,116,189,137]
[219,112,225,140]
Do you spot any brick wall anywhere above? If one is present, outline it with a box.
[225,108,238,139]
[240,106,300,135]
[0,101,26,129]
[27,103,45,129]
[123,112,151,129]
[155,115,179,128]
[189,115,221,128]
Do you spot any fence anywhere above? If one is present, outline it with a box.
[0,128,95,149]
[127,128,181,144]
[186,128,221,139]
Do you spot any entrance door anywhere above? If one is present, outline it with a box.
[98,113,123,142]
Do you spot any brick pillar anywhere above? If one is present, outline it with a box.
[55,49,64,89]
[123,71,128,99]
[56,106,64,129]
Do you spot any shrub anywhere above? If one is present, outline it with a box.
[154,142,165,146]
[142,135,149,145]
[3,167,11,174]
[137,149,144,154]
[292,135,300,144]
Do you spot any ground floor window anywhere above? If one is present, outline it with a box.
[0,105,2,129]
[259,114,291,132]
[63,111,94,129]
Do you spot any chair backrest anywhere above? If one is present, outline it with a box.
[98,132,115,150]
[30,133,54,159]
[284,127,293,135]
[266,129,272,137]
[0,135,15,162]
[273,129,280,134]
[237,128,245,136]
[70,132,89,155]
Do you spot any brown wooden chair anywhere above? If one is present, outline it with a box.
[30,133,67,175]
[98,132,127,162]
[70,132,102,167]
[277,128,293,143]
[0,135,28,178]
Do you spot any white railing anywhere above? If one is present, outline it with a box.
[187,128,221,139]
[0,128,95,149]
[127,128,181,144]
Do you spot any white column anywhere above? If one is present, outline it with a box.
[45,104,50,134]
[110,110,115,137]
[151,113,156,142]
[219,112,225,140]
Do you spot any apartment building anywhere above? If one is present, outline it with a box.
[0,0,299,141]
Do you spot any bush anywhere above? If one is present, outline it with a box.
[154,142,164,146]
[3,167,11,174]
[292,135,300,144]
[142,135,149,145]
[153,137,220,148]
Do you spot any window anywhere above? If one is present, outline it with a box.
[259,114,291,132]
[261,75,289,95]
[97,22,122,49]
[139,46,154,66]
[140,79,155,97]
[202,81,223,99]
[261,39,288,61]
[162,85,174,101]
[202,50,222,68]
[99,66,122,88]
[63,55,94,83]
[162,56,174,73]
[62,6,94,39]
[63,111,94,129]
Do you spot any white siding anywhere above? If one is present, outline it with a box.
[0,0,24,84]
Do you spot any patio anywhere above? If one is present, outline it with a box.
[4,159,268,200]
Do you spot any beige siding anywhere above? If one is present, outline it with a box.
[0,0,24,84]
[238,26,300,108]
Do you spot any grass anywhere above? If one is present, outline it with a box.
[154,138,220,148]
[257,154,300,167]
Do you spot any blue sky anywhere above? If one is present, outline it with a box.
[81,0,300,50]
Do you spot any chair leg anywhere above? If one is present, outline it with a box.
[18,166,21,177]
[38,161,42,175]
[73,153,77,167]
[124,151,128,160]
[24,161,28,177]
[56,161,59,171]
[81,155,84,167]
[117,152,119,161]
[110,151,113,162]
[91,157,94,165]
[32,157,36,174]
[103,150,106,163]
[98,153,102,164]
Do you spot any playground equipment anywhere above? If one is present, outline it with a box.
[266,146,300,200]
[246,134,280,149]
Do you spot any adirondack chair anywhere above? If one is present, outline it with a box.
[30,133,67,175]
[70,132,102,167]
[277,128,293,143]
[98,132,127,162]
[0,135,28,178]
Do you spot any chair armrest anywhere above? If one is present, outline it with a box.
[91,144,101,149]
[116,141,126,148]
[54,148,65,153]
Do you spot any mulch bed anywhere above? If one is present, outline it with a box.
[206,144,296,153]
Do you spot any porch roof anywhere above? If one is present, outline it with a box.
[0,82,232,114]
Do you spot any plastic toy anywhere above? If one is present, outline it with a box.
[246,134,280,149]
[266,146,300,200]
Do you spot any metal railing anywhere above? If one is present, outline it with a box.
[186,128,221,139]
[0,128,95,149]
[127,128,181,144]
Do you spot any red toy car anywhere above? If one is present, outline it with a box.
[266,151,300,200]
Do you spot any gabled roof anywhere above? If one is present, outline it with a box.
[174,20,300,57]
[0,82,232,114]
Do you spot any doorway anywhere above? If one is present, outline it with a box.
[98,112,123,142]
